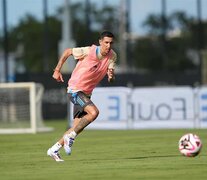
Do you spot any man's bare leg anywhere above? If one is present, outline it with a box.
[48,104,99,158]
[62,105,99,154]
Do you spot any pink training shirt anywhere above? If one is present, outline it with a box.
[68,45,116,95]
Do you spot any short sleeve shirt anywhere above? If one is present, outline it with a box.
[72,46,117,69]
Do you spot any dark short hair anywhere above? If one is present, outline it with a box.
[99,31,114,39]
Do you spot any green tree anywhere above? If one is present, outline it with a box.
[9,14,61,72]
[133,11,205,71]
[2,2,119,73]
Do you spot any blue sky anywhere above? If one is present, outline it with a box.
[1,0,207,35]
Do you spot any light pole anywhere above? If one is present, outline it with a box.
[43,0,49,72]
[197,0,204,84]
[119,0,128,72]
[2,0,8,82]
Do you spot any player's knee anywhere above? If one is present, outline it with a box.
[89,108,99,121]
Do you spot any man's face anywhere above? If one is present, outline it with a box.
[99,36,114,56]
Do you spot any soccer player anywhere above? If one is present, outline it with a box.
[47,31,117,162]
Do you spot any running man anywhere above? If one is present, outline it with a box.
[47,31,117,162]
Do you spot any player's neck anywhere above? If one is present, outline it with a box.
[96,46,104,60]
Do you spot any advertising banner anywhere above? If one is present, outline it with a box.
[131,87,196,129]
[68,86,207,129]
[196,86,207,128]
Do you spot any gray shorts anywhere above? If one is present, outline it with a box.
[68,91,94,118]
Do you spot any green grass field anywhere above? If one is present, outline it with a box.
[1,120,207,180]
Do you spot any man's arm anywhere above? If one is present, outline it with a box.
[107,51,117,82]
[52,48,73,82]
[107,68,115,82]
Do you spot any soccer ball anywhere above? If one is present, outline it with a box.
[178,133,202,157]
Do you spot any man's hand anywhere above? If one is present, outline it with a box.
[107,68,115,82]
[53,70,64,82]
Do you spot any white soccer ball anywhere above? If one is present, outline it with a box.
[178,133,202,157]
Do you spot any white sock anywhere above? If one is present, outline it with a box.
[65,131,77,139]
[70,131,77,139]
[51,142,62,152]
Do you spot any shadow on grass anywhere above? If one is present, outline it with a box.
[62,154,206,162]
[126,154,206,159]
[126,155,180,159]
